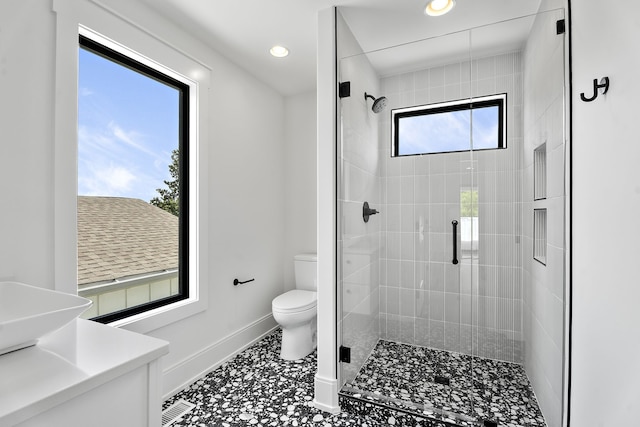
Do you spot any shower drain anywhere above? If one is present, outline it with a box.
[433,375,450,386]
[162,399,196,426]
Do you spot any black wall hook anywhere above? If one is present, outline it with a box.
[580,77,609,102]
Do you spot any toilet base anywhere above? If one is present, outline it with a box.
[279,318,317,360]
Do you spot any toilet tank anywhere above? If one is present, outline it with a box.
[294,253,317,291]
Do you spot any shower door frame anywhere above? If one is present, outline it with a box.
[330,7,570,427]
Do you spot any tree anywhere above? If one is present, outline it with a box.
[460,190,478,217]
[150,149,179,216]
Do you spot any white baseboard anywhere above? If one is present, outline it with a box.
[313,374,340,414]
[162,314,278,400]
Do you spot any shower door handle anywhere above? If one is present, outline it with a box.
[452,220,459,265]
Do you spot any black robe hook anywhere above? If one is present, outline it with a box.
[580,77,609,102]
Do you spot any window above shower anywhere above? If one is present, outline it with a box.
[391,93,507,156]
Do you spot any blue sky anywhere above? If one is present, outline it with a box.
[398,105,499,155]
[78,48,179,202]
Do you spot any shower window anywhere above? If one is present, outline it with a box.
[392,93,506,156]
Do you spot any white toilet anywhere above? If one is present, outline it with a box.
[272,253,317,360]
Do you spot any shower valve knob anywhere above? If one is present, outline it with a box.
[363,201,379,223]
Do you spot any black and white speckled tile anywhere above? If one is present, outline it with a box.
[164,331,545,427]
[164,330,404,426]
[341,340,546,427]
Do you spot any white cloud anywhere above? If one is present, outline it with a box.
[108,121,169,164]
[79,87,94,97]
[400,110,472,154]
[79,164,137,197]
[78,125,118,155]
[109,122,146,151]
[78,121,173,200]
[106,166,136,191]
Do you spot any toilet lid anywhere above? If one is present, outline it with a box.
[272,290,317,313]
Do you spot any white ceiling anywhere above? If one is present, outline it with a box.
[140,0,550,97]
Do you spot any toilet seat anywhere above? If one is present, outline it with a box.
[272,290,317,314]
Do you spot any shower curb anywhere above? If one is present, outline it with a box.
[339,392,469,427]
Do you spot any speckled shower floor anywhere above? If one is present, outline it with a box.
[340,340,547,427]
[163,330,546,427]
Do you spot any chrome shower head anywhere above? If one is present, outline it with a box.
[364,92,388,113]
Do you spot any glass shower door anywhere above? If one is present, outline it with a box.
[336,25,479,423]
[466,10,566,427]
[336,7,566,427]
[336,40,385,390]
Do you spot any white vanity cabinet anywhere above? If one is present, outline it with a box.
[0,319,169,427]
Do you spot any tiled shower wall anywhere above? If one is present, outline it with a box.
[522,9,566,427]
[336,12,382,386]
[378,52,525,363]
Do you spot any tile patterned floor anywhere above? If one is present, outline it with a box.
[342,340,546,427]
[163,331,545,427]
[164,330,458,426]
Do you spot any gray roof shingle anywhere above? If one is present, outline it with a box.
[77,196,179,286]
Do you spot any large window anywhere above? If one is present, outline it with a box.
[77,35,189,323]
[392,93,506,156]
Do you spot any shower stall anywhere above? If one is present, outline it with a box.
[336,8,566,427]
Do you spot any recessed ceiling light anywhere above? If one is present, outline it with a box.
[270,45,289,58]
[424,0,456,16]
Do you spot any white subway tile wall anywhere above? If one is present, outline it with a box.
[522,10,566,427]
[378,51,525,363]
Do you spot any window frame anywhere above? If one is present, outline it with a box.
[391,93,507,157]
[54,0,210,335]
[78,35,190,324]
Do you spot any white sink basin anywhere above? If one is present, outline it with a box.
[0,282,92,355]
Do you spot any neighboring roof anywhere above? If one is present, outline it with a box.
[77,196,178,286]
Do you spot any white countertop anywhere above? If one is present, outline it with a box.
[0,319,169,425]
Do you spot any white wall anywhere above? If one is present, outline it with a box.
[0,0,286,398]
[570,2,640,425]
[314,6,340,414]
[0,1,56,286]
[284,91,317,290]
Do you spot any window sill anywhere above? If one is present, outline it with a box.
[109,294,206,334]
